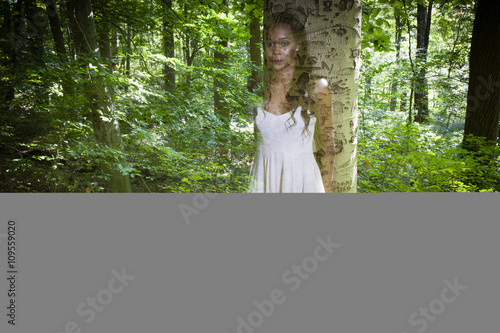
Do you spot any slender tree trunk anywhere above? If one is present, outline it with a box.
[414,1,433,123]
[400,92,407,112]
[183,37,198,88]
[66,0,131,192]
[163,0,176,90]
[402,1,414,117]
[0,1,15,112]
[46,0,66,57]
[126,22,131,77]
[25,0,45,64]
[248,0,262,93]
[46,0,75,115]
[111,32,119,72]
[390,14,403,112]
[264,0,362,192]
[182,4,195,85]
[98,26,112,70]
[11,0,24,69]
[214,0,230,127]
[463,0,500,146]
[23,0,49,114]
[365,74,373,105]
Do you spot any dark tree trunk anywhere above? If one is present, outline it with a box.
[0,1,15,111]
[248,0,262,94]
[126,22,131,76]
[214,0,230,127]
[11,0,24,70]
[97,23,113,71]
[463,0,500,146]
[390,15,403,112]
[414,1,433,123]
[24,0,45,64]
[66,0,132,192]
[400,92,407,112]
[365,75,373,104]
[46,0,74,99]
[46,0,66,56]
[163,0,176,90]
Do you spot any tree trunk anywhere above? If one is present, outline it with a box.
[66,0,132,192]
[163,0,176,91]
[214,0,230,127]
[46,0,66,57]
[463,0,500,146]
[365,75,373,105]
[390,14,403,112]
[11,0,24,70]
[0,1,15,113]
[98,25,112,70]
[182,4,196,86]
[414,1,433,123]
[264,0,362,193]
[126,22,131,77]
[46,0,75,113]
[248,0,262,93]
[25,0,45,64]
[400,92,407,112]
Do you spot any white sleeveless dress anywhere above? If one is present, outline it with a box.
[248,106,325,193]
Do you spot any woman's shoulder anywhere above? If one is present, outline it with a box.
[314,78,329,94]
[308,78,331,105]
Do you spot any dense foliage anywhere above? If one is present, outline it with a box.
[0,0,498,192]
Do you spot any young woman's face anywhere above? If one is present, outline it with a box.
[265,24,300,72]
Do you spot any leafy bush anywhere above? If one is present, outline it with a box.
[358,120,499,192]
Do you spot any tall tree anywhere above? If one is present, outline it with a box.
[163,0,176,90]
[66,0,131,192]
[181,2,201,86]
[25,0,45,63]
[463,0,500,145]
[0,1,15,112]
[414,0,433,123]
[390,13,403,111]
[248,0,262,93]
[46,0,67,57]
[264,0,362,192]
[214,0,231,127]
[46,0,75,113]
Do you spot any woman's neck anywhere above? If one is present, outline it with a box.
[270,65,295,92]
[264,66,296,115]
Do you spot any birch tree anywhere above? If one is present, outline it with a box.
[263,0,362,192]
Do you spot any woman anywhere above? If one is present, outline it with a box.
[249,9,332,193]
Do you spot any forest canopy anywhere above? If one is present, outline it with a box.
[0,0,498,192]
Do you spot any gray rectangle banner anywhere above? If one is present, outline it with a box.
[0,193,498,333]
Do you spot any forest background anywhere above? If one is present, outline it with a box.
[1,0,498,193]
